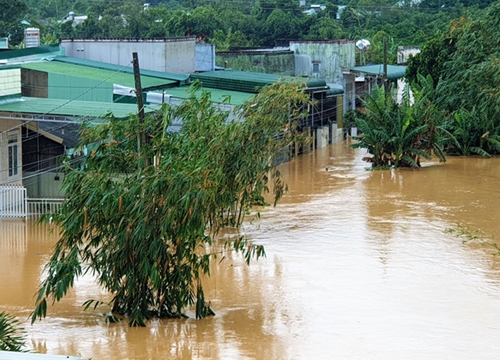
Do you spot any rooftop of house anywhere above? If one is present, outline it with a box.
[0,45,190,85]
[0,44,63,62]
[150,85,255,105]
[0,97,158,119]
[191,70,334,93]
[22,61,177,90]
[350,64,407,80]
[53,56,190,84]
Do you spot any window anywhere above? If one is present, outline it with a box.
[312,61,321,74]
[8,132,18,177]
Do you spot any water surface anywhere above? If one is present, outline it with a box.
[1,141,500,359]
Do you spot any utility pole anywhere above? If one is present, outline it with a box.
[132,52,149,167]
[383,37,388,92]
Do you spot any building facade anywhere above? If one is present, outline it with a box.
[60,38,197,74]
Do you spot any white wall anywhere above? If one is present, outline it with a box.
[0,68,21,97]
[61,39,196,74]
[0,120,22,186]
[290,40,356,88]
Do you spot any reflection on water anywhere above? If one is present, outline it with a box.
[1,141,500,359]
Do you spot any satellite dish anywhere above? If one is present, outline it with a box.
[355,39,370,65]
[355,39,371,51]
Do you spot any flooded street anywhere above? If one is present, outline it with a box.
[2,140,500,359]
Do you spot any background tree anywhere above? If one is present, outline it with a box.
[0,0,28,46]
[405,33,457,85]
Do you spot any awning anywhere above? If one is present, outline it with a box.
[350,64,407,80]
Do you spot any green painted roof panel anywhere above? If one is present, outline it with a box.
[191,70,283,93]
[0,45,63,60]
[0,97,158,119]
[156,86,254,105]
[22,62,175,89]
[350,64,407,80]
[191,70,330,93]
[54,56,190,83]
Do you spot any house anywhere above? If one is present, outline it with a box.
[216,48,295,76]
[289,40,356,113]
[0,43,343,217]
[349,64,407,105]
[191,70,345,148]
[0,55,161,207]
[397,46,420,65]
[0,95,159,199]
[0,68,23,187]
[216,40,356,115]
[20,59,183,103]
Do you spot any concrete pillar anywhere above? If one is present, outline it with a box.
[316,126,329,149]
[303,126,313,153]
[351,127,358,137]
[336,128,344,143]
[331,123,338,144]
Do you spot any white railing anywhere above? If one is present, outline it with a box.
[0,185,27,219]
[27,198,64,218]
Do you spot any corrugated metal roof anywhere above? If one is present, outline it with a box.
[22,62,175,90]
[154,86,254,105]
[191,70,282,93]
[38,121,80,147]
[350,64,407,80]
[54,56,190,84]
[0,45,63,61]
[0,97,158,119]
[191,70,330,93]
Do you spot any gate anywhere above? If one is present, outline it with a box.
[0,185,27,219]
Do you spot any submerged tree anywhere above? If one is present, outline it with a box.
[31,81,310,327]
[351,75,447,168]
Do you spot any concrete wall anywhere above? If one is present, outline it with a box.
[24,171,65,198]
[21,69,48,98]
[0,120,23,185]
[0,69,21,98]
[61,38,196,74]
[289,40,356,89]
[196,44,216,72]
[397,46,420,65]
[216,50,295,75]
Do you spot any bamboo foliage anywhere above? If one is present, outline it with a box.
[0,312,26,352]
[352,76,446,168]
[31,81,310,326]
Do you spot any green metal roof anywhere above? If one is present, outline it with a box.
[0,44,63,61]
[22,62,175,90]
[191,70,330,93]
[327,88,344,96]
[54,56,190,84]
[350,64,407,80]
[156,86,254,105]
[0,97,158,119]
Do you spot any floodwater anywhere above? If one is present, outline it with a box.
[2,141,500,360]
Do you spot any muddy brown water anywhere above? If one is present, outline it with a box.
[2,141,500,359]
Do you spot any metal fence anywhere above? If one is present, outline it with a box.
[0,185,27,219]
[27,198,64,218]
[0,184,64,219]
